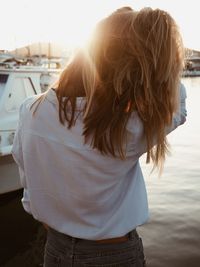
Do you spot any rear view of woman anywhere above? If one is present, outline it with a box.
[12,7,186,266]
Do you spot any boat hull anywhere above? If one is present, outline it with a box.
[0,155,21,194]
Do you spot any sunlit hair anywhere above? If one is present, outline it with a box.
[33,7,184,169]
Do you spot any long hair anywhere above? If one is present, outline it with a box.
[40,7,184,168]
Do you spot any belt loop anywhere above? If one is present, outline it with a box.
[70,237,77,267]
[71,237,76,245]
[128,229,137,241]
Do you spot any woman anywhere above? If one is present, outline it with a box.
[12,6,186,266]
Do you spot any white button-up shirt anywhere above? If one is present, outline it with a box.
[12,84,187,240]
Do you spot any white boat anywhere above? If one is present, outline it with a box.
[0,53,62,194]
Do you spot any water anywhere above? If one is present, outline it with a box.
[1,77,200,266]
[138,77,200,267]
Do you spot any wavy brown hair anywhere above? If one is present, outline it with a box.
[36,7,184,168]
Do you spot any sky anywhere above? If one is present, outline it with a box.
[0,0,199,51]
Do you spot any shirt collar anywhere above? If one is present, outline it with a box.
[45,88,86,110]
[45,88,58,104]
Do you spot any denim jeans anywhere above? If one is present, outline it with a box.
[44,227,146,267]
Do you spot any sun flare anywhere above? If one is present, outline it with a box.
[0,0,200,51]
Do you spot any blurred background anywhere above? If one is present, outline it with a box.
[0,1,200,267]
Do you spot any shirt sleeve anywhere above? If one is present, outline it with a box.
[166,83,187,134]
[12,103,32,214]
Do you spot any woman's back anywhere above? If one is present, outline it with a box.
[14,78,186,239]
[17,88,149,239]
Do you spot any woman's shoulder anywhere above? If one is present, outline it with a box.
[19,93,44,116]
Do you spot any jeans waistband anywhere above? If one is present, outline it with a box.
[48,227,138,245]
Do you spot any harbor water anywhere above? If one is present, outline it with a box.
[138,77,200,267]
[0,77,200,267]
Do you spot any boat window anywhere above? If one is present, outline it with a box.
[0,74,9,99]
[5,77,36,112]
[0,74,9,83]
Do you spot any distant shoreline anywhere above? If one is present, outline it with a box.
[182,70,200,77]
